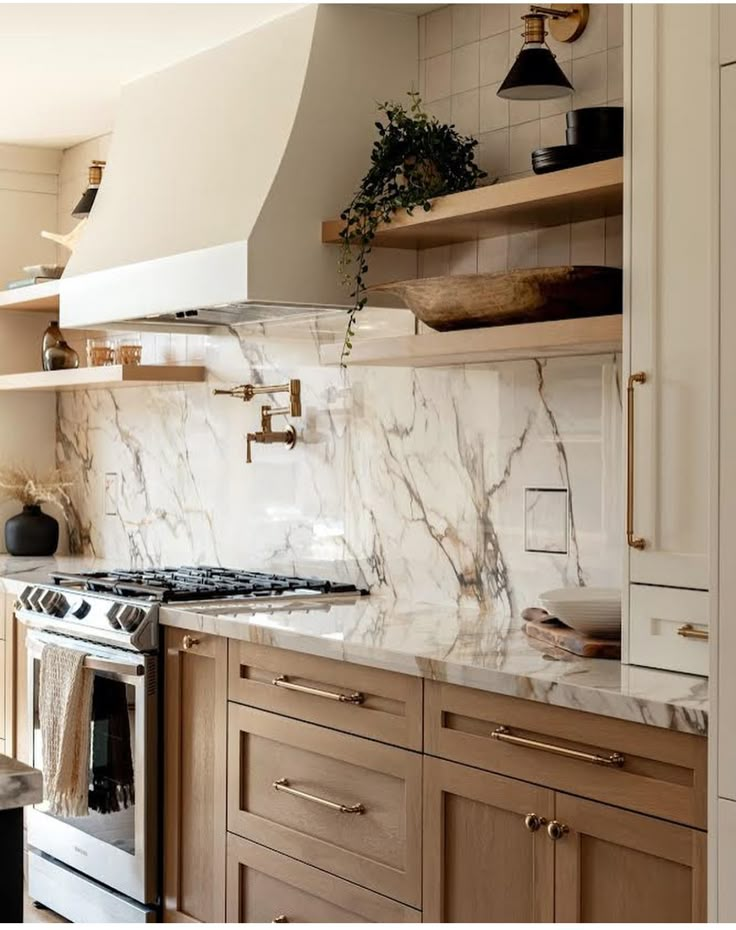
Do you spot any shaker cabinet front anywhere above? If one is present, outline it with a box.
[422,756,555,922]
[625,3,717,669]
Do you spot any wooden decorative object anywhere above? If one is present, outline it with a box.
[368,266,622,332]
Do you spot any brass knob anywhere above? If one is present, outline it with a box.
[524,813,547,832]
[547,820,569,841]
[182,635,200,650]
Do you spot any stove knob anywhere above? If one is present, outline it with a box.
[71,600,91,619]
[117,605,144,632]
[106,604,122,629]
[39,590,67,616]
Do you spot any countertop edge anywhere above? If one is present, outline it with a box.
[160,606,708,737]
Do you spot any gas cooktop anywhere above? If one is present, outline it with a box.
[49,566,365,603]
[14,566,367,653]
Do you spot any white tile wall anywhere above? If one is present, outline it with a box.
[418,2,624,276]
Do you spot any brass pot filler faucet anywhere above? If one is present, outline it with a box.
[213,379,302,463]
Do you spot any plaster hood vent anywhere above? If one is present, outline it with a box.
[60,5,416,329]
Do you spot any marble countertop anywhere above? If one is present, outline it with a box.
[0,754,42,812]
[161,593,709,736]
[0,555,709,736]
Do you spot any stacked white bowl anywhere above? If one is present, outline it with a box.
[539,587,622,639]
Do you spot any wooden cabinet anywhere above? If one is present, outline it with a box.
[226,834,420,923]
[423,757,554,922]
[554,794,706,922]
[228,640,422,750]
[162,627,227,923]
[625,4,718,670]
[425,681,707,829]
[161,632,707,923]
[722,5,736,65]
[227,703,422,907]
[423,758,705,923]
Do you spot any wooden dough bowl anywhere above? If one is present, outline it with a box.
[368,266,622,331]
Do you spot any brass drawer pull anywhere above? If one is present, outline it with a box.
[491,726,625,768]
[677,624,709,641]
[547,820,569,841]
[524,813,547,833]
[273,778,365,814]
[626,371,647,550]
[181,635,200,650]
[272,675,365,705]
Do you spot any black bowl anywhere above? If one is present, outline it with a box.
[531,144,621,175]
[566,125,623,153]
[565,106,624,146]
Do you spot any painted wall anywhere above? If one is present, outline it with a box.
[0,144,63,548]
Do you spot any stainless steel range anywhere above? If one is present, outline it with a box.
[16,566,364,923]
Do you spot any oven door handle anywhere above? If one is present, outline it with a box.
[26,630,145,678]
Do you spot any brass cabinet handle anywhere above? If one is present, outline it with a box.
[272,917,288,924]
[181,635,200,650]
[547,820,569,841]
[626,371,647,549]
[272,675,364,705]
[524,813,548,833]
[492,726,625,768]
[677,624,709,641]
[273,778,365,814]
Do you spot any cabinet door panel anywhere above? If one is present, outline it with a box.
[627,4,715,592]
[423,756,554,922]
[228,703,422,907]
[554,793,706,922]
[163,628,227,923]
[226,834,420,923]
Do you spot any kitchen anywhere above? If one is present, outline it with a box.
[0,0,727,924]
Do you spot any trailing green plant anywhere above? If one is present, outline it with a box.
[338,91,486,364]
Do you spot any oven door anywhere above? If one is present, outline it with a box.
[25,629,158,905]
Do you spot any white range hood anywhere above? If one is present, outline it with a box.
[60,4,417,328]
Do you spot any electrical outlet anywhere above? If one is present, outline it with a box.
[104,473,119,516]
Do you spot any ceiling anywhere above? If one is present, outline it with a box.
[0,3,435,151]
[0,3,304,148]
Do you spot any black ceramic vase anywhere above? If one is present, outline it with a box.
[5,504,59,556]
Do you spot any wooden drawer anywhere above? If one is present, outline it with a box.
[227,704,422,906]
[425,681,707,828]
[226,833,420,923]
[228,641,422,750]
[629,584,709,676]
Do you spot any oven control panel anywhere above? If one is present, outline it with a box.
[15,585,158,652]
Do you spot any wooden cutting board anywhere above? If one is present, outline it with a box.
[522,609,621,659]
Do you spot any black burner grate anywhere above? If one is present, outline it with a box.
[49,566,365,603]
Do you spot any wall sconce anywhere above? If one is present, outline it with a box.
[497,4,589,101]
[72,160,106,218]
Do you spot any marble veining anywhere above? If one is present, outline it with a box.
[53,319,623,614]
[0,754,42,812]
[161,594,708,736]
[0,557,708,734]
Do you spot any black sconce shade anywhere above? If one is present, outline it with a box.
[497,46,573,100]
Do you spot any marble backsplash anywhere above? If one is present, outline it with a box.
[55,316,622,614]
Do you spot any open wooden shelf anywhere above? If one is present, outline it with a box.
[0,364,207,392]
[0,280,60,314]
[322,158,623,250]
[320,315,622,368]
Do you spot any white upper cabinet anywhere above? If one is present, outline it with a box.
[721,4,736,64]
[626,4,717,596]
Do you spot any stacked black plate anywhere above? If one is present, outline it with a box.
[532,106,623,175]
